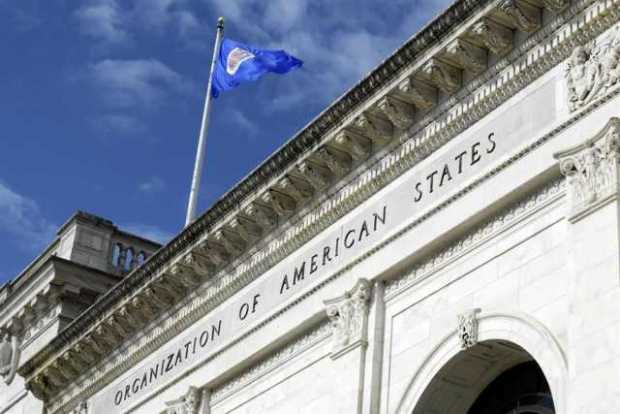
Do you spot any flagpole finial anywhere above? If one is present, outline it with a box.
[217,17,224,29]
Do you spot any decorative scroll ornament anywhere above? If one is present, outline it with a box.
[457,309,480,350]
[420,59,461,94]
[162,386,202,414]
[497,0,541,33]
[566,25,620,112]
[470,18,513,55]
[377,96,415,130]
[324,279,371,358]
[0,330,20,385]
[555,118,620,220]
[445,39,487,74]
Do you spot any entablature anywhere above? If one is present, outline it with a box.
[24,0,620,412]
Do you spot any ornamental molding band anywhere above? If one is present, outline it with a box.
[566,24,620,111]
[161,386,203,414]
[555,117,620,220]
[0,328,20,385]
[457,308,481,350]
[25,1,620,412]
[324,278,371,359]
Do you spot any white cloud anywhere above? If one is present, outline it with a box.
[75,0,201,47]
[0,182,56,252]
[88,59,191,110]
[75,0,130,45]
[138,177,166,193]
[122,223,173,244]
[263,0,307,34]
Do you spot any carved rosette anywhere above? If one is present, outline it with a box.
[324,279,371,359]
[555,118,620,220]
[565,25,620,112]
[162,386,204,414]
[457,309,480,350]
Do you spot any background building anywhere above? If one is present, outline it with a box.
[2,0,620,413]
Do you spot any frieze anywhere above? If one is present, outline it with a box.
[37,1,620,412]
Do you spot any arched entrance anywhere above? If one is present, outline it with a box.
[395,312,566,414]
[468,360,554,413]
[412,340,554,414]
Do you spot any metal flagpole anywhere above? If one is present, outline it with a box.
[185,17,225,227]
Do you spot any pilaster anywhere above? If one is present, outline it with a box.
[555,117,620,413]
[324,279,371,414]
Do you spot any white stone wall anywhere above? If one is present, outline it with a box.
[383,193,569,413]
[28,5,620,414]
[566,198,620,413]
[210,337,357,414]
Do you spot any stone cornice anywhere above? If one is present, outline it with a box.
[28,0,620,411]
[0,257,120,339]
[21,0,493,377]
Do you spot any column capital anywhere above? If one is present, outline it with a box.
[555,117,620,221]
[324,278,371,359]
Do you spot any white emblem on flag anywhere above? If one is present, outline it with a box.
[226,47,255,75]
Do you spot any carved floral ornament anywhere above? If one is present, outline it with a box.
[161,386,204,414]
[566,24,620,111]
[457,309,481,350]
[555,118,620,219]
[324,279,371,358]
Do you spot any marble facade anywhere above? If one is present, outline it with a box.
[2,0,620,413]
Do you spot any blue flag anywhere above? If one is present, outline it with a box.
[211,38,303,98]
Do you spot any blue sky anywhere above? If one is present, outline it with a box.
[0,0,452,283]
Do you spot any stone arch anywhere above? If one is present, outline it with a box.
[394,311,567,414]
